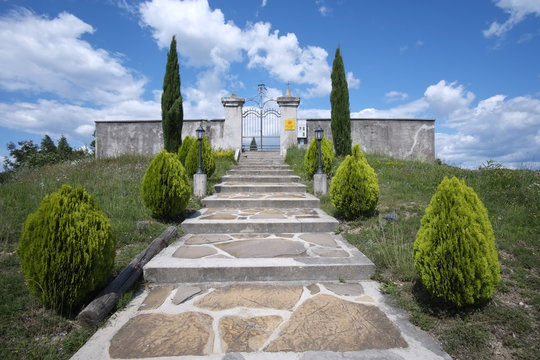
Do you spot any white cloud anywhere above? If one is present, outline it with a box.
[0,98,160,145]
[139,0,350,100]
[484,0,540,38]
[316,0,330,16]
[385,91,409,102]
[424,80,475,119]
[0,9,146,105]
[0,8,159,147]
[347,72,360,89]
[355,80,540,169]
[353,98,429,119]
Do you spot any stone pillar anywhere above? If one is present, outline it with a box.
[277,88,300,157]
[314,173,328,195]
[193,173,207,197]
[221,95,245,151]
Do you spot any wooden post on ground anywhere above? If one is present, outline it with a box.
[77,226,177,326]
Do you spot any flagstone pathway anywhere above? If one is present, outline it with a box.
[72,151,451,360]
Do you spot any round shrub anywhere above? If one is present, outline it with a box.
[141,150,191,218]
[185,135,215,178]
[178,136,196,165]
[18,184,115,314]
[304,135,334,177]
[413,177,500,307]
[329,144,379,218]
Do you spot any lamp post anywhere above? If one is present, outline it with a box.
[315,126,323,174]
[196,126,205,174]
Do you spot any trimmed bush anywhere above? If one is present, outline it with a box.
[141,150,191,218]
[185,135,215,177]
[413,176,500,307]
[329,144,379,218]
[215,149,236,162]
[304,135,334,177]
[18,184,115,314]
[250,137,258,151]
[178,136,196,165]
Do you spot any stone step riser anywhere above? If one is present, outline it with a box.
[236,163,287,168]
[181,221,338,234]
[144,264,374,283]
[214,184,306,193]
[202,198,320,208]
[220,175,300,184]
[227,170,294,176]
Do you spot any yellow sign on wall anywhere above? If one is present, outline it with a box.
[285,119,295,130]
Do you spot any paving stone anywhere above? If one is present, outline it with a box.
[173,245,217,259]
[138,286,172,310]
[172,285,202,305]
[201,213,238,220]
[324,283,364,296]
[216,238,306,258]
[185,234,231,245]
[356,295,376,303]
[250,213,287,219]
[276,233,294,238]
[265,294,407,352]
[219,315,282,352]
[307,284,320,295]
[232,233,270,239]
[108,313,213,358]
[311,248,349,258]
[195,285,302,310]
[299,233,337,247]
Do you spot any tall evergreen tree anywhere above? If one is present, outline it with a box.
[40,135,57,154]
[161,36,184,153]
[330,47,352,156]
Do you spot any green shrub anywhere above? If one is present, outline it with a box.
[178,136,196,165]
[215,149,236,162]
[304,135,334,177]
[141,150,191,218]
[250,137,258,151]
[329,144,378,218]
[17,184,115,314]
[413,176,501,307]
[185,135,215,177]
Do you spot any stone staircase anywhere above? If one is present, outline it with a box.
[72,151,451,359]
[144,151,375,283]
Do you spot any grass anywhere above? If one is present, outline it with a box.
[285,147,539,360]
[0,153,235,360]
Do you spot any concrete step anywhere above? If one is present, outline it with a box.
[220,174,300,183]
[202,192,320,208]
[214,182,306,193]
[144,232,375,283]
[227,169,295,176]
[235,163,288,168]
[181,208,338,234]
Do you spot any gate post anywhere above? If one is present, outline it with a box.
[221,95,245,151]
[277,88,300,157]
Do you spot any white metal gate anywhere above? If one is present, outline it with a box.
[241,84,280,151]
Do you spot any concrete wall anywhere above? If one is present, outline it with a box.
[95,118,435,161]
[95,119,225,158]
[306,118,435,161]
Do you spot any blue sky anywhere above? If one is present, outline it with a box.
[0,0,539,169]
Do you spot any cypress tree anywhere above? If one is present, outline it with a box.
[330,47,352,156]
[161,36,184,153]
